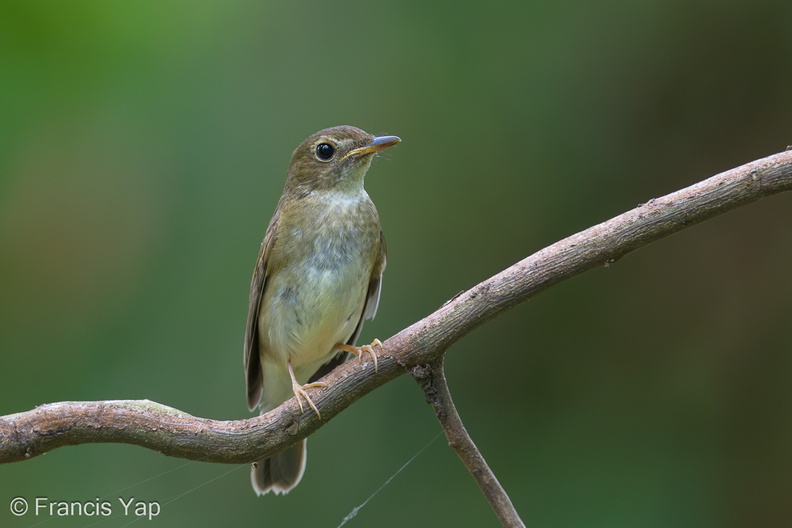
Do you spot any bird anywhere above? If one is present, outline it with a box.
[244,125,400,495]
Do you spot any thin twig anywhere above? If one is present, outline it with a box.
[1,150,791,466]
[411,359,526,528]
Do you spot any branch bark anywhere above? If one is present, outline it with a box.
[2,149,791,467]
[412,358,526,528]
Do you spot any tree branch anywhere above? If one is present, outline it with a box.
[1,150,791,466]
[412,358,526,528]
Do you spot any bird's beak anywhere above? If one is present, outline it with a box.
[343,135,401,160]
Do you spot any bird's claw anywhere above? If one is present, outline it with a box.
[287,360,326,417]
[335,339,383,372]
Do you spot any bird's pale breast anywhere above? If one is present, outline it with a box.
[258,191,380,385]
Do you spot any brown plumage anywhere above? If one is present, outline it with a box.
[244,125,399,495]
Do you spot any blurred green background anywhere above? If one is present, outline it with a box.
[1,1,792,526]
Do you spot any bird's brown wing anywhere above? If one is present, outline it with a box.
[309,231,387,382]
[244,208,281,411]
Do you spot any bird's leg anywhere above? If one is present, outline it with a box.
[287,360,327,418]
[335,338,383,372]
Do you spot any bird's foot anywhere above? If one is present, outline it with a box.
[335,339,383,372]
[287,361,327,418]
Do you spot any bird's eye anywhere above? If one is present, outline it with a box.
[315,143,335,161]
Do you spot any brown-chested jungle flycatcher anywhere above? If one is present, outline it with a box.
[244,125,400,495]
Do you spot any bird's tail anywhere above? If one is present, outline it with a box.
[251,440,307,495]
